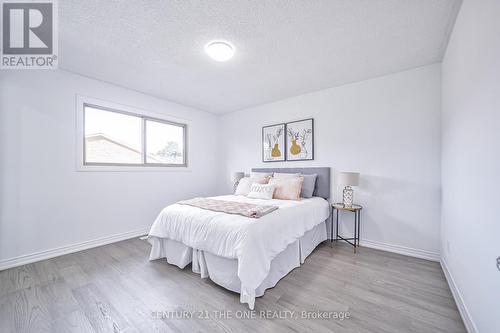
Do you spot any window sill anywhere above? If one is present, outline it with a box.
[76,164,192,172]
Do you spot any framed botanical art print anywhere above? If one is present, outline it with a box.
[286,118,314,161]
[262,123,286,162]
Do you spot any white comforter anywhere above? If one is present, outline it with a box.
[148,195,330,309]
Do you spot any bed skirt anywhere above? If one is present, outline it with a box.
[148,221,327,301]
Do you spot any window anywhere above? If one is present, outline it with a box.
[82,104,187,167]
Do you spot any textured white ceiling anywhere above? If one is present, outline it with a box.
[59,0,461,114]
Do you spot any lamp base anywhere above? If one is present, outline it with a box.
[343,186,354,208]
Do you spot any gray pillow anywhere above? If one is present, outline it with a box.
[300,174,317,198]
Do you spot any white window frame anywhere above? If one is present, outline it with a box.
[76,95,190,172]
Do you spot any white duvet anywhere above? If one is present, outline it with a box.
[148,195,330,309]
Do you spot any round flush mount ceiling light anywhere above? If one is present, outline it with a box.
[205,41,234,62]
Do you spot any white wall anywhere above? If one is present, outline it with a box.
[218,64,442,258]
[0,70,219,264]
[441,0,500,332]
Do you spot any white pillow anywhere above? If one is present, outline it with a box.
[247,183,276,200]
[273,172,301,178]
[250,172,273,180]
[234,177,269,195]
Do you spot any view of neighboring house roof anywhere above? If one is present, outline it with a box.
[85,133,162,163]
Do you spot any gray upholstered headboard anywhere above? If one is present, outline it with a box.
[251,167,330,199]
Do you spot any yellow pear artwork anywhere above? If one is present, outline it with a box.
[290,139,301,155]
[271,143,281,157]
[287,120,313,160]
[264,125,284,161]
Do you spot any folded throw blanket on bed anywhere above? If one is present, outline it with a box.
[177,197,278,218]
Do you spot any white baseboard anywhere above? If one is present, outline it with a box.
[0,227,150,271]
[359,238,440,262]
[440,258,478,333]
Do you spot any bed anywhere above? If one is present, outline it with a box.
[147,167,331,309]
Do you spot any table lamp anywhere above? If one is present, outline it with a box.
[338,172,360,208]
[231,172,245,193]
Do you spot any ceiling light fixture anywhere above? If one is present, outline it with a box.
[205,41,234,62]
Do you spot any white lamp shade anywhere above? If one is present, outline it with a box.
[231,172,245,182]
[338,172,360,186]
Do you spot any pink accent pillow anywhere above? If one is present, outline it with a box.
[268,177,304,200]
[250,172,273,180]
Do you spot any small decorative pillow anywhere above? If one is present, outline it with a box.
[268,177,304,200]
[250,172,273,180]
[300,174,317,198]
[273,172,301,179]
[235,177,269,195]
[247,183,276,200]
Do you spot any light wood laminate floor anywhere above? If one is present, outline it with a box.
[0,239,466,333]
